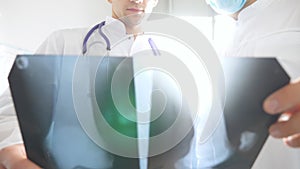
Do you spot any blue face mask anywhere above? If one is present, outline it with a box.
[207,0,247,14]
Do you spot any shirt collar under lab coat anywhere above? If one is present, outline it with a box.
[102,17,134,48]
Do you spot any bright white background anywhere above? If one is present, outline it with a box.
[0,0,111,52]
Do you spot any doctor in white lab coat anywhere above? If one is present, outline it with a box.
[0,0,160,168]
[207,0,300,168]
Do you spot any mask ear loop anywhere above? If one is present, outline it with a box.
[212,15,216,41]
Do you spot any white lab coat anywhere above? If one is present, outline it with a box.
[223,0,300,168]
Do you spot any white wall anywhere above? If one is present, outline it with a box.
[0,0,111,52]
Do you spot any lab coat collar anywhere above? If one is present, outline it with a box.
[102,16,134,48]
[99,16,137,56]
[104,16,127,36]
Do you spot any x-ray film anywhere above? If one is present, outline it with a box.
[9,55,290,169]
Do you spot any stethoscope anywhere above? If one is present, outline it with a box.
[82,21,160,56]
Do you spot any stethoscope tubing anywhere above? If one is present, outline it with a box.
[82,21,110,55]
[82,21,159,56]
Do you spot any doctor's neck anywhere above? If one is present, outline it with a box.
[125,25,142,39]
[230,0,257,20]
[116,17,143,39]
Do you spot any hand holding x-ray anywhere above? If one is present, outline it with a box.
[0,144,41,169]
[264,80,300,148]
